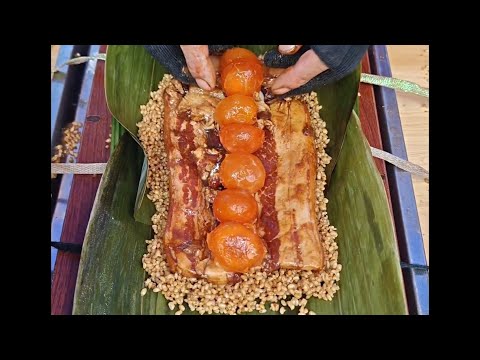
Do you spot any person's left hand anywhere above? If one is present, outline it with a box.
[269,45,329,95]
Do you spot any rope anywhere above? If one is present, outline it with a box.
[51,163,106,175]
[370,147,429,183]
[400,261,429,272]
[53,53,106,73]
[361,73,429,98]
[51,146,429,183]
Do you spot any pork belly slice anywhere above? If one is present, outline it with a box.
[177,86,224,123]
[162,82,215,277]
[163,82,235,283]
[257,100,324,271]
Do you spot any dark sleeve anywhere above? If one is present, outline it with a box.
[144,45,194,84]
[309,45,368,80]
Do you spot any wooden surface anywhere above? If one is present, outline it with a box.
[51,45,111,315]
[386,45,429,263]
[359,55,392,215]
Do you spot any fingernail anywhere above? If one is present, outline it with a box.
[196,78,212,91]
[278,45,296,54]
[272,87,290,95]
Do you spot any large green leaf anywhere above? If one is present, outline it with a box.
[110,115,154,225]
[110,116,125,155]
[75,45,407,314]
[105,45,165,137]
[105,45,166,225]
[319,68,361,181]
[73,133,166,314]
[310,111,406,314]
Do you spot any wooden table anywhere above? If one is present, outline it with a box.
[387,45,429,263]
[51,45,428,314]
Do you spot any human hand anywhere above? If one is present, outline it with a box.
[180,45,217,91]
[269,45,329,95]
[144,45,232,90]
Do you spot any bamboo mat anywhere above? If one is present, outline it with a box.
[387,45,429,263]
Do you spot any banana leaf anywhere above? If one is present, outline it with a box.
[105,46,165,225]
[105,46,165,137]
[110,116,125,155]
[312,111,406,314]
[74,45,407,314]
[110,115,155,225]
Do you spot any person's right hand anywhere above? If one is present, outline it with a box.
[179,45,216,91]
[144,45,232,91]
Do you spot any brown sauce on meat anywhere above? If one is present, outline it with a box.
[176,112,200,208]
[257,110,272,121]
[205,128,224,150]
[172,111,205,271]
[204,128,226,191]
[227,273,242,284]
[302,124,312,137]
[208,173,222,190]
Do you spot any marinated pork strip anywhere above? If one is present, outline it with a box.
[164,83,237,284]
[258,100,324,271]
[163,82,216,278]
